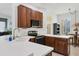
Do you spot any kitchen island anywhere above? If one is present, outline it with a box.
[43,34,71,39]
[44,34,71,56]
[0,35,53,56]
[30,34,71,56]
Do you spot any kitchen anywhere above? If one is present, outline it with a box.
[0,3,79,56]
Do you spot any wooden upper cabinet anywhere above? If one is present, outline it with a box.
[31,10,36,20]
[18,5,31,28]
[37,11,43,20]
[18,5,43,28]
[31,10,43,28]
[31,10,43,20]
[18,5,27,28]
[38,12,43,27]
[26,7,31,28]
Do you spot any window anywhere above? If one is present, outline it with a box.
[64,14,71,35]
[64,19,70,34]
[0,18,7,32]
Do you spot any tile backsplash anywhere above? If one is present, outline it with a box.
[14,28,47,37]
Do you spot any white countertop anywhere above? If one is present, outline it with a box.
[0,34,72,56]
[25,42,53,56]
[14,36,35,42]
[42,34,72,39]
[0,35,53,56]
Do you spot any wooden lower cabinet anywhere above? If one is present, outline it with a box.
[45,36,55,47]
[44,36,70,56]
[29,36,70,56]
[54,38,69,56]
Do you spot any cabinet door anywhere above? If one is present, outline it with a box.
[18,5,27,28]
[49,37,55,47]
[31,10,36,20]
[45,36,55,47]
[39,12,43,20]
[35,11,39,20]
[31,10,43,28]
[26,7,31,27]
[31,10,43,20]
[18,5,31,28]
[54,38,68,55]
[38,12,43,27]
[45,37,51,46]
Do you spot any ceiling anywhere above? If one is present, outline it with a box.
[27,3,79,15]
[0,3,79,17]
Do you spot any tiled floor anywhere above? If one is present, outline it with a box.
[70,45,79,56]
[52,45,79,56]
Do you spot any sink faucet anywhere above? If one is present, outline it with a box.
[13,28,20,39]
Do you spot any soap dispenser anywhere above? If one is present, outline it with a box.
[9,35,12,41]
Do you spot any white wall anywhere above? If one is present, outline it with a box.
[0,4,12,31]
[0,9,12,31]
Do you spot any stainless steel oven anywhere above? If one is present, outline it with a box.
[28,31,45,45]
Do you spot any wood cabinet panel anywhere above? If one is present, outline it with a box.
[31,10,36,20]
[38,12,43,28]
[31,10,43,20]
[45,36,55,47]
[18,5,43,28]
[38,12,43,20]
[44,36,69,56]
[54,38,68,56]
[36,11,39,20]
[18,5,27,28]
[35,11,43,20]
[18,5,31,28]
[26,7,31,27]
[45,37,50,46]
[29,36,70,56]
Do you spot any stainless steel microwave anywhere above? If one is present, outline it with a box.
[31,20,40,27]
